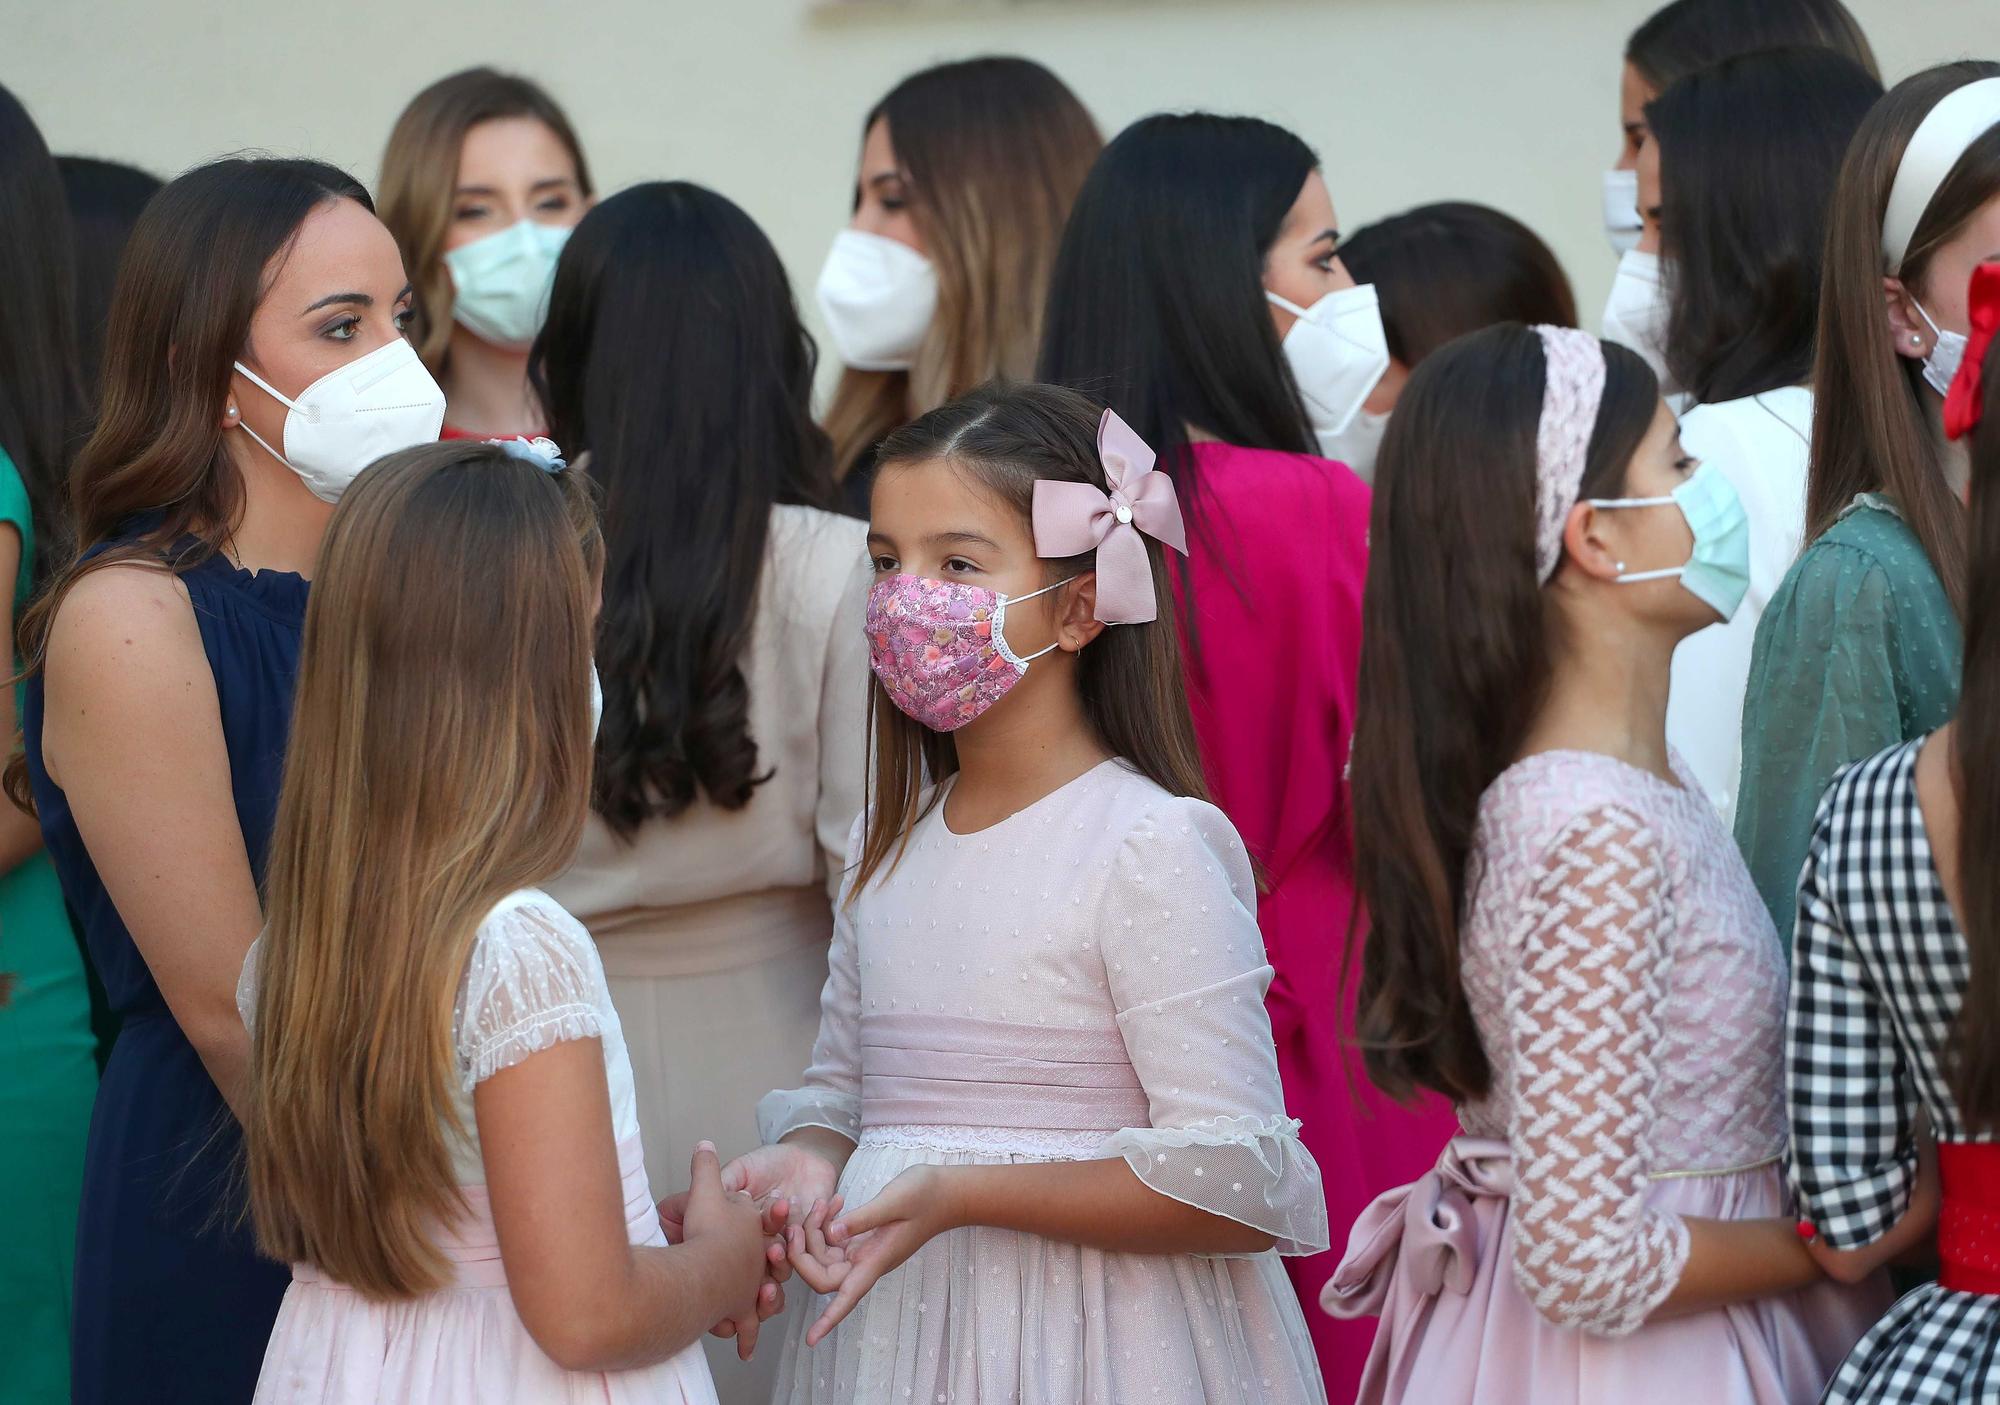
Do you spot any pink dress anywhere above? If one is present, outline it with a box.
[1173,441,1459,1394]
[1323,751,1888,1404]
[759,761,1329,1403]
[239,891,719,1405]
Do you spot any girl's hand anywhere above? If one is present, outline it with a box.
[787,1165,961,1347]
[681,1143,778,1361]
[662,1140,841,1245]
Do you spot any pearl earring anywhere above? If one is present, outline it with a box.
[1616,561,1627,572]
[1912,334,1925,348]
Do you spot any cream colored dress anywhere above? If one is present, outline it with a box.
[548,503,869,1405]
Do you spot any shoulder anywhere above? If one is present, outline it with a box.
[0,444,29,537]
[1089,767,1252,884]
[1816,739,1922,847]
[764,504,871,612]
[1678,392,1810,489]
[1481,753,1666,873]
[1192,442,1368,516]
[461,890,607,1010]
[45,561,203,690]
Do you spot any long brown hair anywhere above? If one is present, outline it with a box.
[824,58,1100,484]
[1806,61,2000,614]
[378,68,593,374]
[1348,326,1659,1103]
[852,381,1208,894]
[245,441,602,1300]
[1952,318,2000,1128]
[3,157,370,814]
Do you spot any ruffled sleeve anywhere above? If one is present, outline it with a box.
[757,814,866,1145]
[454,893,607,1092]
[1094,796,1329,1255]
[1505,805,1689,1336]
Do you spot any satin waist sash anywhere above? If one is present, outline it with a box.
[859,1011,1147,1131]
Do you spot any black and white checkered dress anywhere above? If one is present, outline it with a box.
[1789,739,2000,1404]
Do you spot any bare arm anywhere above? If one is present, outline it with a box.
[0,527,45,874]
[42,565,262,1115]
[480,1037,771,1371]
[949,1157,1270,1254]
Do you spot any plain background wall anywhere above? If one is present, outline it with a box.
[4,0,1993,394]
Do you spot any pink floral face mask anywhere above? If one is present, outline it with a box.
[865,573,1070,732]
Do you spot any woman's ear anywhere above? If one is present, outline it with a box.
[1056,572,1108,652]
[1885,276,1931,364]
[1558,499,1627,585]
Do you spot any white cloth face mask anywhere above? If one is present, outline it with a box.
[1267,284,1391,440]
[232,338,448,503]
[1911,297,1969,398]
[1600,248,1679,399]
[1317,406,1390,483]
[1603,169,1642,256]
[815,228,937,372]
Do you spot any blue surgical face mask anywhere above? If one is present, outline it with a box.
[442,219,573,349]
[1586,462,1751,622]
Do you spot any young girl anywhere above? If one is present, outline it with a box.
[238,440,777,1403]
[1787,261,2000,1404]
[709,382,1328,1403]
[1331,323,1885,1404]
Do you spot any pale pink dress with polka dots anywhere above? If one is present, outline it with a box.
[758,759,1328,1403]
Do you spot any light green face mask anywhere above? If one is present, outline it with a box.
[1586,462,1752,622]
[442,219,572,349]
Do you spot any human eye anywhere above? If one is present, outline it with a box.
[871,553,899,574]
[393,305,414,333]
[535,194,573,216]
[320,316,360,342]
[453,203,492,223]
[942,556,978,575]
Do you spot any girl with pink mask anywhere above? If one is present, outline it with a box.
[683,381,1326,1403]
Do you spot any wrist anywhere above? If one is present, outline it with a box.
[931,1164,982,1233]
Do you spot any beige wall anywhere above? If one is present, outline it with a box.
[5,0,1994,379]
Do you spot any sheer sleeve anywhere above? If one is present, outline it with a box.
[1787,777,1918,1249]
[814,551,871,901]
[1095,796,1328,1255]
[1735,546,1903,953]
[757,814,866,1145]
[1506,805,1690,1337]
[454,894,607,1091]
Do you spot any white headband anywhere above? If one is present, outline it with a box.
[1882,76,2000,272]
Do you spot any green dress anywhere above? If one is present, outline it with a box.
[0,446,95,1405]
[1734,495,1961,954]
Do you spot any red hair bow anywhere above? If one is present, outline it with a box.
[1945,262,2000,441]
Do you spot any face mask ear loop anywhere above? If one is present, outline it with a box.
[994,575,1081,670]
[232,416,294,473]
[231,359,297,413]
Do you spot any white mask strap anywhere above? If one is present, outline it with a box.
[233,416,292,472]
[1265,290,1311,320]
[1585,493,1676,509]
[232,359,298,413]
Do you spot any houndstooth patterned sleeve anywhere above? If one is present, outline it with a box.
[1786,764,1920,1250]
[1505,805,1690,1337]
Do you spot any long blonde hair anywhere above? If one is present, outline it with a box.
[378,68,593,374]
[824,58,1101,484]
[245,441,602,1301]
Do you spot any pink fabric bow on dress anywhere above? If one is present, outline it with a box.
[1319,1136,1514,1319]
[1031,408,1189,624]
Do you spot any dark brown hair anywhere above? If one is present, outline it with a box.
[1647,46,1881,405]
[1348,326,1660,1103]
[1806,61,2000,614]
[1952,330,2000,1129]
[852,381,1208,894]
[1626,0,1878,91]
[379,68,593,373]
[1339,201,1577,370]
[532,182,836,836]
[824,58,1101,485]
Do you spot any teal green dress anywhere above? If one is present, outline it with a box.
[0,447,96,1405]
[1734,496,1961,954]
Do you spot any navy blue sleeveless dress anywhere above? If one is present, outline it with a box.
[23,539,306,1405]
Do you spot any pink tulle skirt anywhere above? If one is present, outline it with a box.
[252,1136,717,1405]
[1323,1137,1892,1405]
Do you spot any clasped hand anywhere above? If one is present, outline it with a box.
[783,1164,960,1348]
[658,1141,843,1358]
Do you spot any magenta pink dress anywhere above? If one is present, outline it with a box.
[1172,442,1460,1398]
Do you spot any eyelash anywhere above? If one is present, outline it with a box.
[943,557,977,574]
[872,554,899,573]
[321,308,414,341]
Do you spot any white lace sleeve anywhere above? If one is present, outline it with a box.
[1096,798,1329,1255]
[455,893,607,1092]
[1507,806,1690,1336]
[757,815,865,1145]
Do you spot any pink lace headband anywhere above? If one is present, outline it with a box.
[1031,409,1189,624]
[1532,326,1608,584]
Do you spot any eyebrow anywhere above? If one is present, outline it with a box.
[454,178,578,198]
[301,282,414,316]
[929,530,1000,550]
[866,170,907,189]
[1311,227,1340,249]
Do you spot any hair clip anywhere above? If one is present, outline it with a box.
[490,435,568,473]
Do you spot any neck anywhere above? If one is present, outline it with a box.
[1518,591,1680,783]
[1927,388,1972,499]
[948,660,1111,825]
[440,326,540,436]
[220,435,335,577]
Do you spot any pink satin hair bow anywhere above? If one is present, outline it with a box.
[1031,408,1189,624]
